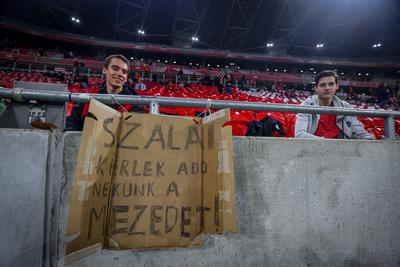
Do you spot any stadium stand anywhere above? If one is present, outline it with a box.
[1,1,400,266]
[1,68,399,139]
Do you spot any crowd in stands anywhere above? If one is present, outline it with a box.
[1,38,399,138]
[1,68,399,139]
[2,41,399,84]
[1,69,399,110]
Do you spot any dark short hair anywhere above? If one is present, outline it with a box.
[315,70,338,85]
[104,54,130,70]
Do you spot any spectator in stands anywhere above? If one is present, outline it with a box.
[214,76,223,94]
[178,68,184,82]
[152,73,158,83]
[238,75,247,91]
[73,60,80,76]
[396,85,400,104]
[191,72,197,83]
[135,79,147,90]
[295,70,374,139]
[66,54,142,131]
[377,83,390,108]
[79,75,88,89]
[79,61,86,74]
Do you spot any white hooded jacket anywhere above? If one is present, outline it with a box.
[295,95,374,139]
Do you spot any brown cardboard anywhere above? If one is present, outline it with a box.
[201,109,237,234]
[66,99,121,254]
[107,112,203,248]
[66,99,236,254]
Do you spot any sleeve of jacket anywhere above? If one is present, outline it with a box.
[348,116,375,140]
[341,102,374,140]
[65,103,84,131]
[295,112,322,138]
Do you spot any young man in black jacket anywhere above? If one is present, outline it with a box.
[65,54,142,131]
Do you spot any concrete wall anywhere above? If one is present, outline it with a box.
[1,129,400,266]
[0,130,49,267]
[60,133,400,267]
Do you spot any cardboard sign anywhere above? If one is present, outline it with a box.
[66,99,236,255]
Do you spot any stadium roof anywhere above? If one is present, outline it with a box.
[1,0,399,59]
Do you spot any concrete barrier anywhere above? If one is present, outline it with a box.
[0,129,63,267]
[0,130,49,267]
[60,133,400,267]
[1,129,400,266]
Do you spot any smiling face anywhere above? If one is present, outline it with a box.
[103,57,128,94]
[315,76,339,106]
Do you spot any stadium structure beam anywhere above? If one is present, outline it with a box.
[218,0,237,49]
[171,0,209,45]
[171,0,182,39]
[267,0,294,48]
[219,0,262,50]
[193,0,210,37]
[113,0,151,40]
[45,4,69,31]
[45,1,82,31]
[267,0,314,51]
[238,0,264,50]
[286,0,315,52]
[330,8,364,57]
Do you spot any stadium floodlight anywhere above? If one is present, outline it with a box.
[341,72,345,75]
[372,43,382,48]
[196,63,199,66]
[266,68,270,71]
[275,69,278,72]
[140,58,144,61]
[283,69,287,72]
[266,43,274,47]
[189,62,192,65]
[237,67,240,69]
[71,17,80,23]
[191,36,199,42]
[157,59,160,62]
[217,65,219,68]
[316,43,324,48]
[310,67,314,71]
[138,29,145,35]
[313,71,317,74]
[358,73,362,76]
[300,70,304,73]
[173,61,176,64]
[165,60,168,63]
[366,73,369,76]
[207,64,210,67]
[130,57,134,60]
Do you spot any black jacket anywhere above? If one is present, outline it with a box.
[65,85,142,131]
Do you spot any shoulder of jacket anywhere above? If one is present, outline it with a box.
[301,95,317,106]
[334,97,353,108]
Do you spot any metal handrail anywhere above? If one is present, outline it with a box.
[1,87,399,139]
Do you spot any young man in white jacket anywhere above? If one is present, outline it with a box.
[295,70,374,139]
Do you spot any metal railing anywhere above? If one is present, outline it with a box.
[1,87,399,139]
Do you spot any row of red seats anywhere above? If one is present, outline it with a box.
[1,71,398,139]
[139,83,400,139]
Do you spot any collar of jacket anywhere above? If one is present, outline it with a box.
[99,83,136,95]
[310,95,345,120]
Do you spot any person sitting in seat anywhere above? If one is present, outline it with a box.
[135,79,147,91]
[65,54,143,131]
[295,70,374,139]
